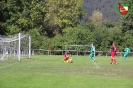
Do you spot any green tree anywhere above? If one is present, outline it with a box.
[5,0,47,35]
[122,32,133,51]
[45,0,85,34]
[0,0,9,35]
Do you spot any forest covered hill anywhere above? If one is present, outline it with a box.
[82,0,120,22]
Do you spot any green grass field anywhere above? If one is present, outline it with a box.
[0,55,133,88]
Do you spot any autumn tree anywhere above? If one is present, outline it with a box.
[88,10,103,23]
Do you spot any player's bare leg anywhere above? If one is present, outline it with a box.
[110,56,114,64]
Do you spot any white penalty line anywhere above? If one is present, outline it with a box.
[0,62,18,69]
[0,59,27,69]
[92,61,99,68]
[94,62,99,68]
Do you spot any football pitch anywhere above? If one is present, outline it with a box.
[0,55,133,88]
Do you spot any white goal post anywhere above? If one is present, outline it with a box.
[0,33,31,61]
[65,45,95,56]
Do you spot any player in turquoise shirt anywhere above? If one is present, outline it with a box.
[124,45,130,61]
[89,43,95,62]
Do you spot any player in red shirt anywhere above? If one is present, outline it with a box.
[64,51,70,63]
[110,43,117,64]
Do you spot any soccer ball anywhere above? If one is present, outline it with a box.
[68,59,73,63]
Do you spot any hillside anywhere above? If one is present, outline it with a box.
[82,0,120,22]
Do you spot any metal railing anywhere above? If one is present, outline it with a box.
[31,49,133,56]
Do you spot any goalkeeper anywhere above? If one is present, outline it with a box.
[89,43,95,62]
[124,45,130,61]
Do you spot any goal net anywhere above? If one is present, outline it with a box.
[0,33,31,61]
[65,45,94,56]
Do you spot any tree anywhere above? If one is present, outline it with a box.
[0,0,9,35]
[89,10,103,23]
[122,32,133,51]
[5,0,47,35]
[45,0,85,34]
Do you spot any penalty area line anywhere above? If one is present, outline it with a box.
[0,62,18,69]
[94,62,99,68]
[0,59,27,69]
[91,60,99,68]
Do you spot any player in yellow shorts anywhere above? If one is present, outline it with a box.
[64,51,73,63]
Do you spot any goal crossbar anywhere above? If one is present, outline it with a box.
[0,34,29,43]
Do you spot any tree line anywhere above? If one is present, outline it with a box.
[0,0,133,52]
